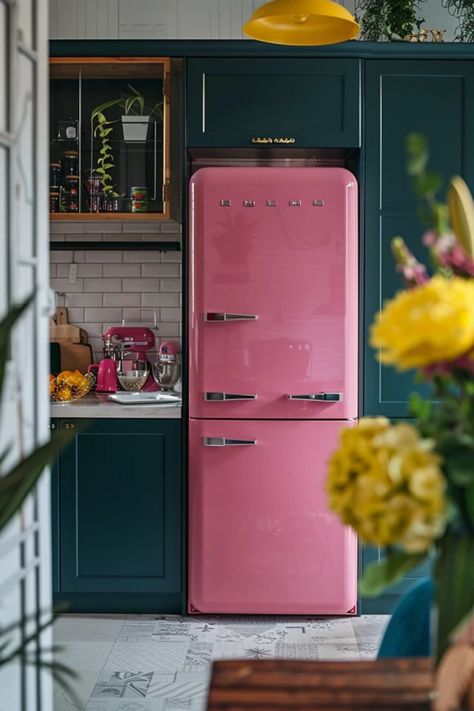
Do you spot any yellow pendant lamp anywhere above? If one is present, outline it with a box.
[243,0,360,46]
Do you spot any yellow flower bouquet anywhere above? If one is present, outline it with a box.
[326,135,474,660]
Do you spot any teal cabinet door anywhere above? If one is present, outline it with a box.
[53,419,183,612]
[187,58,361,147]
[364,60,474,418]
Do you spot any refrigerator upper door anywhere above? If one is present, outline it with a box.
[189,167,358,419]
[189,418,357,615]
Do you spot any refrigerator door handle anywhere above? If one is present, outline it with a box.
[204,392,257,401]
[203,437,257,447]
[204,312,259,322]
[287,392,343,402]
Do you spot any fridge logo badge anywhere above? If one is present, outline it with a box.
[218,199,327,207]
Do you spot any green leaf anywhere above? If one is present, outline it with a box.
[0,431,74,532]
[438,433,474,486]
[359,550,427,597]
[100,127,114,137]
[435,531,474,660]
[406,133,429,177]
[101,163,113,170]
[95,167,106,175]
[0,297,34,397]
[465,483,474,529]
[414,171,443,199]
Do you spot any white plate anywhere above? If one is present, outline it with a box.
[108,392,181,405]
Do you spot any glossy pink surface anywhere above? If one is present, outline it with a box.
[189,167,358,419]
[188,419,357,614]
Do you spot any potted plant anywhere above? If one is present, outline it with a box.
[121,84,163,143]
[356,0,425,39]
[90,100,120,198]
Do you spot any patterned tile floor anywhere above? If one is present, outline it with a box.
[53,614,390,711]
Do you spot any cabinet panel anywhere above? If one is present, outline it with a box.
[56,419,182,599]
[364,60,474,417]
[187,58,360,147]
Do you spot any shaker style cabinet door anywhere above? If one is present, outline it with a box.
[363,60,474,418]
[52,419,183,612]
[186,58,361,148]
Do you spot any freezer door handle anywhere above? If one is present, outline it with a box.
[203,437,257,447]
[204,392,257,401]
[287,392,343,402]
[204,312,259,322]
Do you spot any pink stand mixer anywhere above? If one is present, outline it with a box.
[89,325,159,393]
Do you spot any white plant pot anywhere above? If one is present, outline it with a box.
[121,115,150,143]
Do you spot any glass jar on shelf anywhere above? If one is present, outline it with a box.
[49,190,60,213]
[64,175,79,212]
[63,150,79,176]
[49,162,61,187]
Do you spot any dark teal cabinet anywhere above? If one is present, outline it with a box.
[52,418,183,613]
[187,58,361,147]
[363,60,474,418]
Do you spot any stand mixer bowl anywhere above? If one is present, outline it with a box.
[152,356,180,391]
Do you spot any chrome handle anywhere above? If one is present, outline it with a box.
[64,423,76,429]
[204,312,258,322]
[204,392,257,401]
[287,392,343,402]
[203,437,257,447]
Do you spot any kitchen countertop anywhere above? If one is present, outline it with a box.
[50,393,182,419]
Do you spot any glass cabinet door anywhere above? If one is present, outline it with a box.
[49,57,170,220]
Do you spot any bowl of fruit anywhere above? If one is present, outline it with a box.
[49,370,95,403]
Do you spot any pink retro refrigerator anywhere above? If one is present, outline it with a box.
[188,167,358,614]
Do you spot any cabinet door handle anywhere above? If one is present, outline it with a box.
[64,423,76,429]
[49,423,55,430]
[204,392,257,401]
[204,312,258,322]
[287,392,343,402]
[203,437,257,447]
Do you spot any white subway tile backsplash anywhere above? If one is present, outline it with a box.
[124,222,162,233]
[123,250,162,263]
[103,263,141,277]
[142,263,180,277]
[50,251,74,263]
[141,293,180,307]
[50,234,65,242]
[84,251,122,263]
[83,222,123,233]
[50,242,182,363]
[156,322,180,338]
[160,307,181,322]
[123,277,160,292]
[50,222,85,234]
[84,278,122,292]
[103,292,141,307]
[65,293,103,307]
[160,222,181,233]
[162,251,181,263]
[75,322,104,338]
[57,263,103,277]
[160,278,181,292]
[51,277,84,292]
[66,308,84,323]
[84,307,123,323]
[65,233,102,242]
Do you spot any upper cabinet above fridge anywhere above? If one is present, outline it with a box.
[186,58,361,148]
[49,57,171,220]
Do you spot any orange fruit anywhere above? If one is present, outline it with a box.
[57,370,75,385]
[49,374,55,382]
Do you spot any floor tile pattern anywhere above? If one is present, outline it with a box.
[53,614,389,711]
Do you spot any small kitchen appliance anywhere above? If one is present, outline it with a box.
[152,340,181,391]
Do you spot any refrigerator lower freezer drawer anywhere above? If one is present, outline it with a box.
[188,418,357,615]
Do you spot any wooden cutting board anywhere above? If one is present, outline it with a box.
[58,343,93,373]
[50,307,88,344]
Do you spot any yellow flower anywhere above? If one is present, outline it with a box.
[326,418,447,552]
[370,276,474,370]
